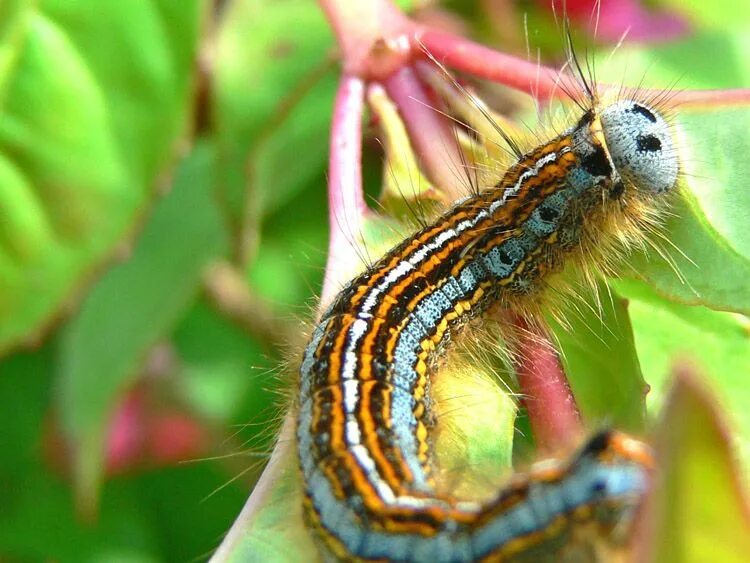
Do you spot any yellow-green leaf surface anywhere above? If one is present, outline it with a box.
[645,370,750,562]
[0,1,201,354]
[212,422,316,562]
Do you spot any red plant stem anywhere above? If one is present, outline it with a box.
[318,0,410,79]
[511,316,583,453]
[320,74,369,309]
[671,88,750,107]
[382,65,467,200]
[417,28,577,102]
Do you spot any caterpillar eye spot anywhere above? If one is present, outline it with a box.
[637,134,662,152]
[629,103,657,123]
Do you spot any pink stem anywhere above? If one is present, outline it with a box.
[417,29,750,110]
[383,65,467,200]
[416,28,576,101]
[318,0,411,79]
[511,316,583,453]
[670,88,750,107]
[320,74,369,309]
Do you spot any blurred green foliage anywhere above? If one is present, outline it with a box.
[0,1,748,562]
[0,1,332,560]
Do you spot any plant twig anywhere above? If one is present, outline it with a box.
[510,315,583,453]
[383,65,466,199]
[320,74,370,308]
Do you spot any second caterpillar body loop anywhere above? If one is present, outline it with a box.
[297,71,681,561]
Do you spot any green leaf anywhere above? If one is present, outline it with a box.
[0,0,31,101]
[0,469,162,562]
[630,192,750,315]
[173,299,274,424]
[551,283,647,431]
[0,346,160,562]
[679,106,750,263]
[0,344,54,477]
[597,29,750,90]
[0,1,201,354]
[57,143,227,515]
[661,0,750,30]
[245,174,329,307]
[130,463,253,563]
[615,279,750,468]
[214,0,336,245]
[644,369,750,562]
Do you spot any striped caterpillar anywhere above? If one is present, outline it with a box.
[295,51,680,561]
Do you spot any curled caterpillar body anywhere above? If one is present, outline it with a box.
[297,98,679,561]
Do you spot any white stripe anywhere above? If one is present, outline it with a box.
[408,227,457,265]
[340,318,370,381]
[346,417,362,445]
[342,379,360,413]
[358,210,488,320]
[350,444,396,503]
[495,150,560,208]
[361,259,414,314]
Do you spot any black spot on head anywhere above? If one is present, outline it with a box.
[581,146,612,177]
[637,134,662,152]
[630,103,657,123]
[539,206,558,222]
[498,249,512,264]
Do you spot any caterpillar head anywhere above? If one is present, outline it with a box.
[600,100,679,195]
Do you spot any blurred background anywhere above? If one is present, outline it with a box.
[0,1,747,561]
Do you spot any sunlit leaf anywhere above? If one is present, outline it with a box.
[173,299,274,424]
[627,105,750,315]
[0,0,201,354]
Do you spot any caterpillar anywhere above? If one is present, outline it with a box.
[295,53,680,561]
